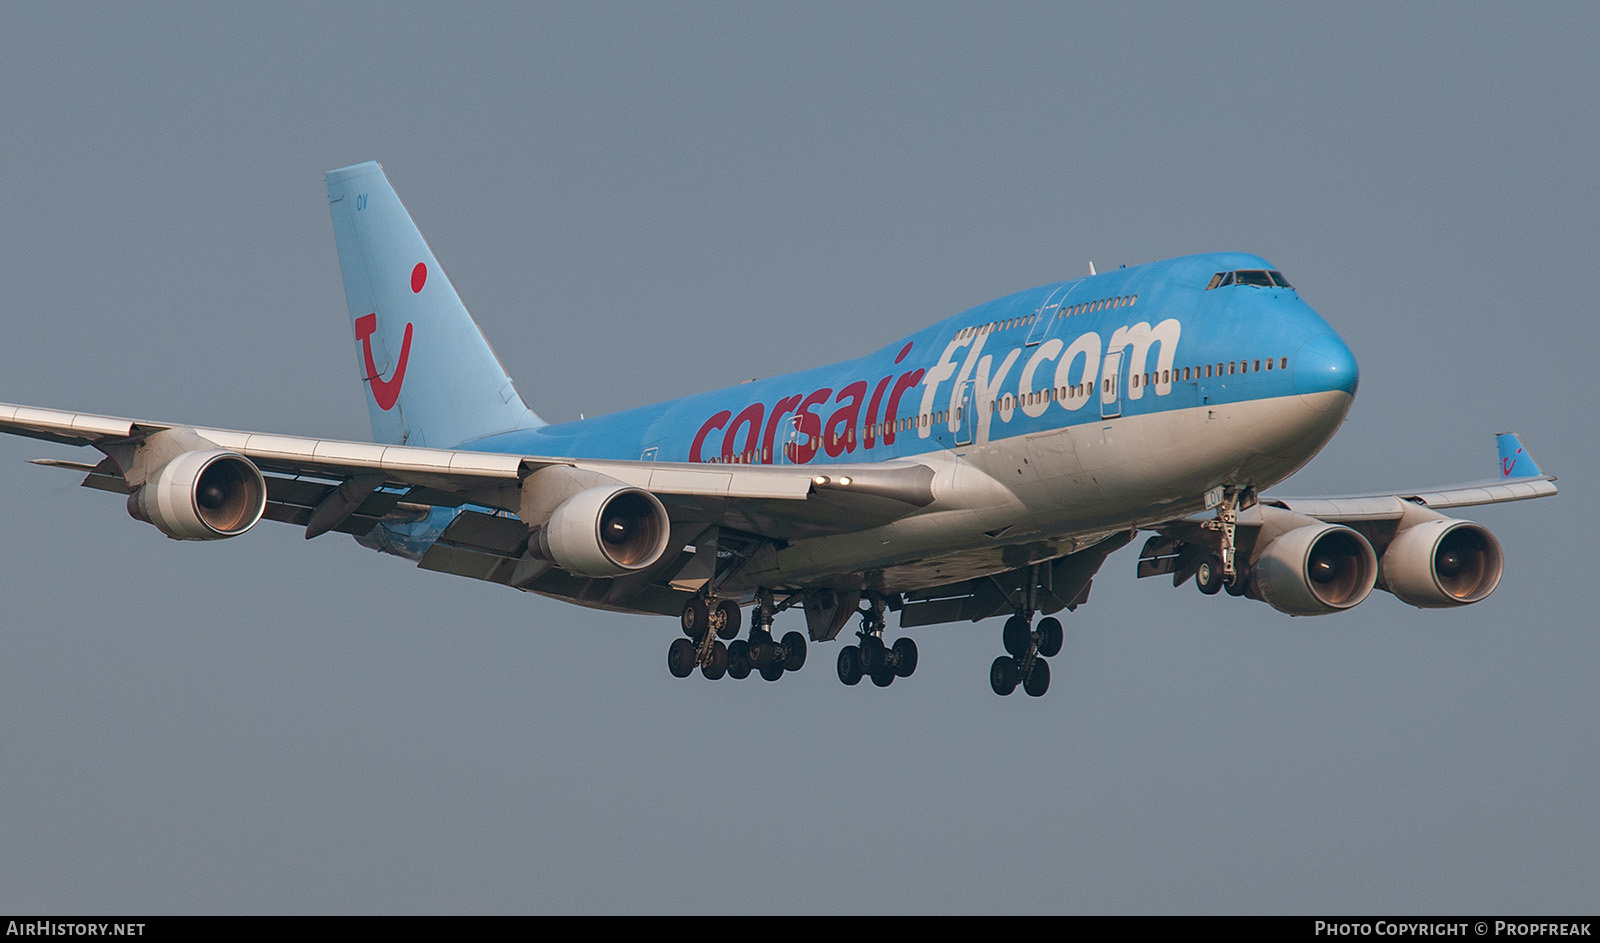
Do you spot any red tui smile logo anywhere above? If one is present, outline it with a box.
[355,314,412,410]
[352,263,425,411]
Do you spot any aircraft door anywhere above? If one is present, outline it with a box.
[780,415,805,464]
[1025,283,1077,347]
[954,379,975,447]
[1101,350,1123,419]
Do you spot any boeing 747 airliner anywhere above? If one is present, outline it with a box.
[0,162,1557,696]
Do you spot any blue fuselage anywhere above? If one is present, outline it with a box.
[466,252,1358,466]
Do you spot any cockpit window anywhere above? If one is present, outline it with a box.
[1207,269,1294,290]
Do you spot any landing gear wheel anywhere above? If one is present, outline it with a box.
[1224,566,1251,597]
[1023,658,1051,697]
[781,631,807,671]
[668,637,696,678]
[681,597,710,637]
[702,640,728,680]
[1002,615,1032,658]
[892,637,918,677]
[859,636,886,674]
[990,655,1019,696]
[727,639,752,679]
[1036,617,1063,658]
[747,629,774,668]
[714,599,742,639]
[1196,556,1225,595]
[870,665,895,687]
[760,661,785,682]
[837,646,863,685]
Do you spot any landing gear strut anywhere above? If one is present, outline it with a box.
[1203,486,1254,589]
[989,563,1060,697]
[990,611,1059,697]
[668,594,741,680]
[745,592,806,682]
[671,590,806,683]
[837,595,917,687]
[1197,486,1256,596]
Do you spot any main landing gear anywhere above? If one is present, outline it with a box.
[668,593,806,682]
[989,611,1062,698]
[836,597,918,688]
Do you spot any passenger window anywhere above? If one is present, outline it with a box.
[1254,359,1261,372]
[1280,357,1288,369]
[1130,294,1137,305]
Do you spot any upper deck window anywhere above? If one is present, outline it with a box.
[1206,269,1295,290]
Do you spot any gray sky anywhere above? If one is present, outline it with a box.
[1,2,1593,914]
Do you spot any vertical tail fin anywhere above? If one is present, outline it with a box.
[325,161,544,447]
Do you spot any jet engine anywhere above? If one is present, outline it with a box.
[534,485,671,578]
[127,449,267,540]
[1251,523,1377,616]
[1379,519,1502,607]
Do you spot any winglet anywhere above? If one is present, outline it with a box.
[1496,432,1545,480]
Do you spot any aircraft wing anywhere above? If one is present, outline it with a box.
[0,401,936,542]
[1261,430,1556,519]
[1136,433,1556,594]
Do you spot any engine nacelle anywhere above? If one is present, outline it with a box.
[535,485,671,578]
[127,449,267,540]
[1380,519,1502,607]
[1252,523,1377,616]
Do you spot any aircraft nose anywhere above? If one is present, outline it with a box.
[1294,333,1359,410]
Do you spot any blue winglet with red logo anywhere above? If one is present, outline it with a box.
[325,161,544,448]
[1496,432,1544,480]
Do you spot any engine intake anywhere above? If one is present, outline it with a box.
[1380,519,1502,607]
[128,450,267,540]
[536,486,671,578]
[1252,523,1377,616]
